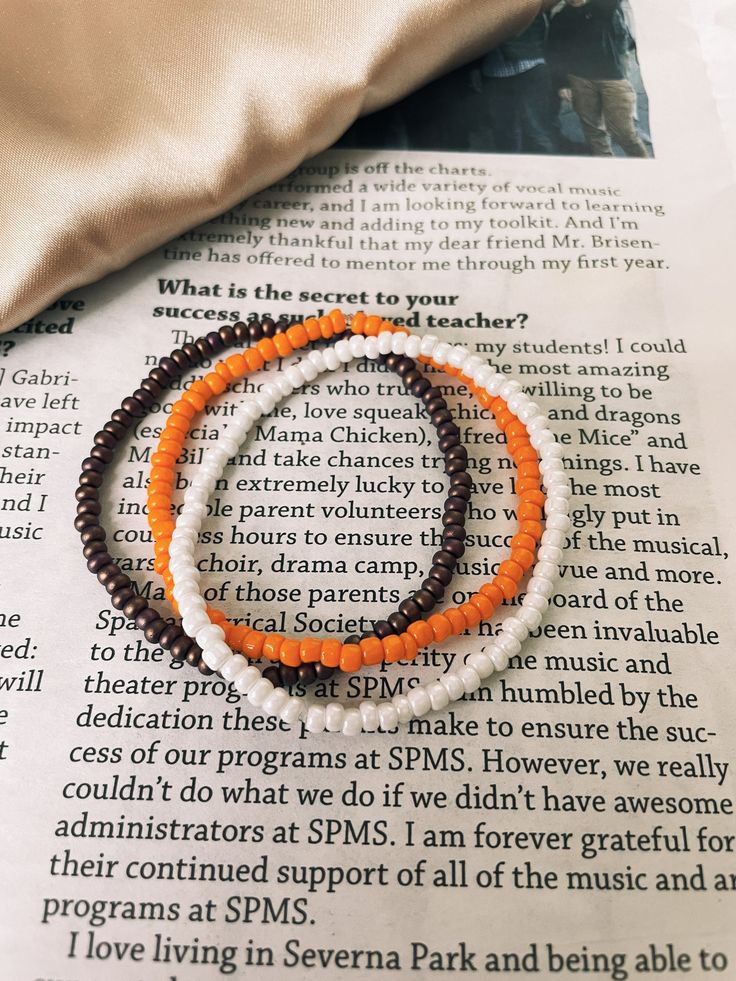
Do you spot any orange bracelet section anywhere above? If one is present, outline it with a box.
[146,311,545,671]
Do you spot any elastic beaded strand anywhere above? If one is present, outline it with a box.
[169,329,570,732]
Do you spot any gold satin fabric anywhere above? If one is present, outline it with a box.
[0,0,541,334]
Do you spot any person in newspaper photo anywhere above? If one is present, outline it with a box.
[547,0,650,157]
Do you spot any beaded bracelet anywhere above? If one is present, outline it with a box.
[169,330,571,733]
[150,315,546,672]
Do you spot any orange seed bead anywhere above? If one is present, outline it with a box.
[427,614,452,643]
[286,323,309,348]
[273,332,293,357]
[510,547,535,572]
[329,309,346,333]
[279,639,302,668]
[339,643,362,673]
[304,317,322,340]
[444,608,467,635]
[407,620,434,647]
[318,316,334,338]
[263,635,285,661]
[349,311,366,334]
[243,631,266,658]
[479,582,504,608]
[494,574,518,600]
[256,338,277,361]
[320,638,342,668]
[400,632,418,660]
[459,602,482,629]
[469,593,495,620]
[360,636,384,666]
[382,635,405,663]
[244,348,265,371]
[498,559,525,583]
[299,637,322,663]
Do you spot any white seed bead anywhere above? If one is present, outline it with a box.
[308,349,326,371]
[377,331,393,355]
[466,652,494,679]
[538,545,563,564]
[524,592,549,614]
[502,617,528,642]
[447,345,469,368]
[248,678,274,708]
[334,338,352,362]
[323,346,340,370]
[390,331,408,355]
[517,606,543,631]
[427,681,451,712]
[527,578,555,598]
[404,335,422,358]
[541,529,566,548]
[241,401,261,421]
[506,392,528,414]
[220,654,249,682]
[419,334,439,356]
[285,364,304,388]
[360,701,380,732]
[495,634,522,657]
[546,513,572,532]
[440,673,465,702]
[457,665,481,694]
[280,696,304,724]
[392,695,413,724]
[298,359,319,382]
[546,495,570,514]
[234,666,262,695]
[348,334,366,358]
[485,372,507,395]
[262,688,290,718]
[325,703,345,733]
[535,560,560,582]
[473,365,494,388]
[274,374,294,397]
[182,611,210,636]
[487,646,509,671]
[202,642,231,671]
[517,401,542,423]
[262,381,282,402]
[341,708,362,736]
[500,380,522,400]
[195,623,226,648]
[407,687,432,717]
[432,341,451,364]
[306,704,327,733]
[463,355,485,377]
[378,702,399,732]
[364,336,380,359]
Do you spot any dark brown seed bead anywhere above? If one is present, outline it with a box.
[80,526,105,545]
[422,386,443,404]
[439,434,460,452]
[120,396,144,418]
[83,540,107,559]
[140,377,162,400]
[445,458,467,476]
[81,457,105,473]
[428,564,453,586]
[90,445,114,465]
[79,471,103,488]
[195,337,213,359]
[182,342,201,365]
[422,578,445,601]
[170,636,193,660]
[438,421,460,438]
[387,612,410,634]
[144,618,168,643]
[444,494,468,512]
[198,659,213,675]
[96,562,122,584]
[443,524,466,541]
[261,317,275,337]
[426,397,447,416]
[396,357,414,377]
[442,510,466,528]
[123,596,147,620]
[218,325,236,346]
[262,666,283,688]
[402,369,422,388]
[443,538,465,558]
[111,587,136,610]
[413,589,435,613]
[274,320,289,334]
[158,356,180,378]
[186,646,201,667]
[432,409,453,427]
[314,663,335,681]
[77,500,101,516]
[149,367,171,388]
[449,484,471,501]
[104,573,130,594]
[398,598,422,621]
[433,549,458,570]
[135,387,157,409]
[75,512,99,532]
[344,634,361,645]
[158,624,180,650]
[280,665,300,687]
[87,553,113,574]
[248,321,264,341]
[446,445,468,461]
[383,352,400,370]
[104,419,129,441]
[410,377,431,398]
[298,663,317,686]
[233,321,249,344]
[207,330,225,353]
[93,430,116,449]
[76,485,99,502]
[451,471,473,488]
[372,620,393,639]
[135,608,158,630]
[170,349,190,370]
[111,408,134,429]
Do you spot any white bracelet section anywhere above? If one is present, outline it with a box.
[169,330,571,735]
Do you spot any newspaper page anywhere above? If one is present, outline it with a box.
[1,1,735,978]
